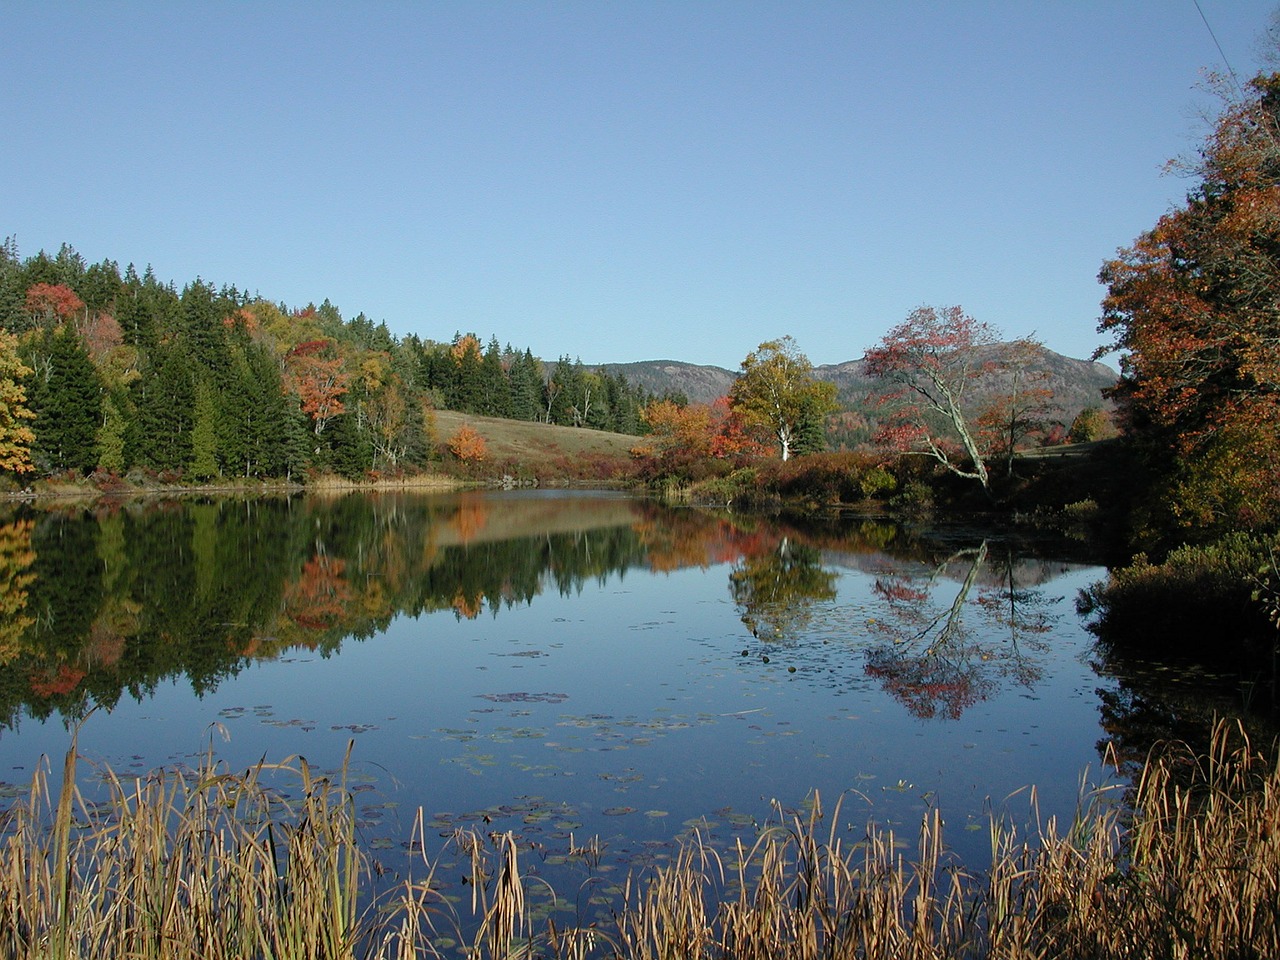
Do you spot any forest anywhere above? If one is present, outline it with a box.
[0,241,667,483]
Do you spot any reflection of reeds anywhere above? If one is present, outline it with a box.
[2,720,1278,958]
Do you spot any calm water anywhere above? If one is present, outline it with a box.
[0,489,1268,905]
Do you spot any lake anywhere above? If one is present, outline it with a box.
[0,489,1270,917]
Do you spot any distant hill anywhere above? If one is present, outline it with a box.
[594,361,738,406]
[598,346,1118,445]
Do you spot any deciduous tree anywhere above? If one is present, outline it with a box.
[976,337,1060,476]
[0,330,36,475]
[1098,69,1280,533]
[639,399,712,462]
[729,336,837,461]
[447,424,487,463]
[864,305,998,491]
[285,340,348,437]
[24,282,84,330]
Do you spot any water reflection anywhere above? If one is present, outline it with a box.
[730,539,838,643]
[5,489,1277,896]
[0,492,1092,733]
[861,542,1060,720]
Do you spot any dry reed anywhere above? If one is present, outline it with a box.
[1,720,1277,959]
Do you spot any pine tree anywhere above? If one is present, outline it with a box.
[481,336,512,417]
[327,413,372,478]
[508,349,543,421]
[0,237,25,334]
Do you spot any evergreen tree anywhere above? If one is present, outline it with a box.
[449,334,485,412]
[508,349,543,421]
[27,327,102,473]
[481,336,512,417]
[0,237,25,334]
[190,381,220,479]
[327,413,372,478]
[18,251,60,291]
[602,371,643,435]
[78,259,122,316]
[791,394,829,457]
[179,279,230,373]
[134,345,195,471]
[222,339,290,477]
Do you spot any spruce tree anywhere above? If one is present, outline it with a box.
[135,345,195,471]
[481,336,512,417]
[508,350,543,421]
[29,327,102,473]
[190,381,220,479]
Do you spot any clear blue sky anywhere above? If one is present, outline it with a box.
[4,1,1276,368]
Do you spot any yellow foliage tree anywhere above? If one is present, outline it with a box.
[0,330,36,476]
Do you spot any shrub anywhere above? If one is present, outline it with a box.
[890,479,934,517]
[1078,532,1278,655]
[446,425,487,463]
[858,465,898,499]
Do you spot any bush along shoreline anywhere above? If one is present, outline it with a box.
[2,720,1278,959]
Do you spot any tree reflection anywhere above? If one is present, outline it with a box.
[863,541,1059,720]
[0,518,36,667]
[729,539,838,643]
[0,495,688,726]
[0,496,1069,731]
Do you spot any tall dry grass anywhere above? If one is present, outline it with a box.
[1,720,1277,959]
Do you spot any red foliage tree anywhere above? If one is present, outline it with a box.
[707,395,770,459]
[1098,71,1280,533]
[24,282,84,326]
[865,305,999,491]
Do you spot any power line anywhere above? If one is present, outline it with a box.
[1193,0,1245,98]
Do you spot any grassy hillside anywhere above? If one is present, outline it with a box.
[432,409,639,470]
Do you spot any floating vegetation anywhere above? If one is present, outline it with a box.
[477,691,568,704]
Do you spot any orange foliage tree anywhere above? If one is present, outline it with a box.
[285,340,348,436]
[637,396,769,469]
[447,424,487,463]
[639,399,712,460]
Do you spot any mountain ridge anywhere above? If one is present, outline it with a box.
[596,345,1118,444]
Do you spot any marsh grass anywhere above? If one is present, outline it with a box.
[1,720,1277,959]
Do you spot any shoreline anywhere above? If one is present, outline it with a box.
[0,471,467,504]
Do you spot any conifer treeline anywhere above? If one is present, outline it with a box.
[0,239,659,480]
